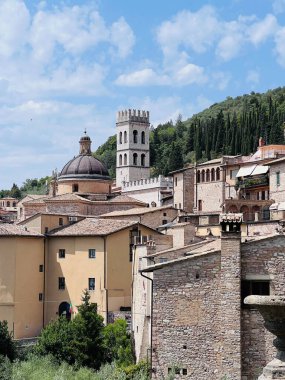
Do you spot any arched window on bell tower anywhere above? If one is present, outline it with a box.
[141,154,145,167]
[119,154,122,166]
[124,131,127,143]
[133,130,138,143]
[133,153,138,165]
[141,131,145,144]
[119,132,122,144]
[124,153,127,165]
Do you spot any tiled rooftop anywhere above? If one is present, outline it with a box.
[101,205,173,217]
[0,223,43,237]
[48,218,139,236]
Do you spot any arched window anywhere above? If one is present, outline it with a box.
[197,170,201,183]
[141,154,145,167]
[124,153,127,165]
[201,170,205,182]
[206,169,210,182]
[216,168,220,181]
[58,302,71,321]
[13,202,17,207]
[133,153,138,165]
[133,130,138,143]
[7,201,10,207]
[119,154,122,166]
[211,168,215,181]
[119,132,122,144]
[124,131,127,143]
[141,131,145,144]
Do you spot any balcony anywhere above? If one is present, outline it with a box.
[235,174,269,190]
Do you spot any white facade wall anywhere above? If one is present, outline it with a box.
[269,161,285,203]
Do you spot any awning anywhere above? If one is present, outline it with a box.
[251,165,269,176]
[236,165,256,178]
[269,203,278,210]
[269,202,285,211]
[278,202,285,211]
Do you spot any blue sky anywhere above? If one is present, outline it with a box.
[1,0,285,189]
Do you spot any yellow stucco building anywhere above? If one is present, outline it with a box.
[0,216,163,338]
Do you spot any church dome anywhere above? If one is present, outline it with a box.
[58,132,110,181]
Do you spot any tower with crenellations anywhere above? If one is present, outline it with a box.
[116,109,150,187]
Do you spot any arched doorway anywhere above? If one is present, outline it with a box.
[228,205,238,213]
[240,205,250,222]
[58,302,71,321]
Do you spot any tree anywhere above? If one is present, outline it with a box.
[167,142,184,173]
[9,183,21,199]
[36,290,106,370]
[103,319,133,367]
[0,321,16,360]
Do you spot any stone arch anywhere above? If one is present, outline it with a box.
[197,170,201,183]
[206,169,210,182]
[58,301,71,321]
[119,154,122,166]
[228,205,238,213]
[211,168,215,181]
[124,131,127,143]
[240,205,250,222]
[201,170,205,182]
[124,153,127,165]
[216,167,220,181]
[141,154,145,167]
[141,131,145,144]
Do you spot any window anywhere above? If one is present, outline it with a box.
[182,369,188,375]
[277,171,280,186]
[206,169,210,182]
[179,203,181,209]
[59,218,63,226]
[124,131,127,143]
[162,219,167,225]
[39,264,44,272]
[124,153,127,165]
[89,249,96,259]
[44,227,48,233]
[211,168,215,181]
[129,247,133,262]
[119,131,122,144]
[175,177,178,186]
[201,170,205,182]
[89,278,95,291]
[39,293,43,301]
[230,169,238,179]
[141,131,145,144]
[72,184,78,192]
[58,277,65,290]
[133,153,138,165]
[141,154,145,167]
[133,130,138,143]
[163,212,167,216]
[216,168,221,181]
[59,249,65,259]
[119,154,122,166]
[197,170,201,183]
[159,257,168,263]
[241,280,270,308]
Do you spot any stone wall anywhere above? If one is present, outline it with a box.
[152,252,222,379]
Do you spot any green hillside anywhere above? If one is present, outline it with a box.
[94,87,285,177]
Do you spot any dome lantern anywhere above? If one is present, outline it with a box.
[79,129,92,155]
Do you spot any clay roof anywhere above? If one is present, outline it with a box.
[101,205,174,217]
[197,158,222,166]
[109,195,147,205]
[48,218,140,236]
[0,223,43,237]
[266,156,285,166]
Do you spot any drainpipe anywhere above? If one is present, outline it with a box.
[140,269,154,379]
[103,236,108,323]
[195,163,198,209]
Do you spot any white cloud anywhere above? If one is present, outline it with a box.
[275,27,285,67]
[110,17,135,58]
[115,68,169,86]
[248,14,278,45]
[0,0,30,58]
[157,6,220,57]
[174,64,207,85]
[211,72,231,91]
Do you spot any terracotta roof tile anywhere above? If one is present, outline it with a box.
[48,218,139,236]
[101,205,174,217]
[0,223,43,237]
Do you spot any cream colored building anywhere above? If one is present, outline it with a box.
[0,224,44,339]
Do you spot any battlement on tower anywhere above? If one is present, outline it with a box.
[116,109,149,124]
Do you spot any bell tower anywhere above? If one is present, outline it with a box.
[116,109,150,187]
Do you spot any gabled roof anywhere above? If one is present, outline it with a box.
[108,194,147,205]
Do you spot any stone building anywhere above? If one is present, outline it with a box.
[170,166,194,212]
[139,214,285,379]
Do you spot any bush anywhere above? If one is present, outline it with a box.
[0,320,16,360]
[0,355,12,380]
